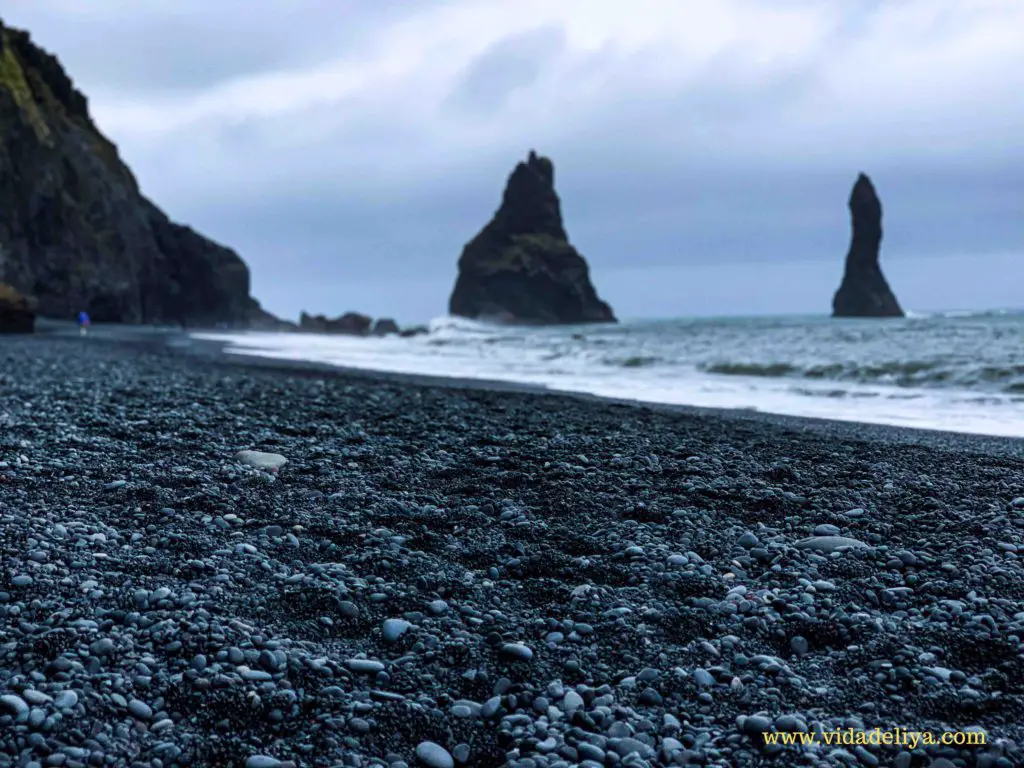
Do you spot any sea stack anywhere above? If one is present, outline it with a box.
[832,173,904,318]
[298,310,372,335]
[449,150,616,325]
[0,20,272,327]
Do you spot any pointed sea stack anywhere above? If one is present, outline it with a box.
[448,150,616,325]
[0,20,274,327]
[832,173,904,318]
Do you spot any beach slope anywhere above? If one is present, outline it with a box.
[0,334,1022,766]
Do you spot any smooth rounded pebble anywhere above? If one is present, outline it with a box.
[794,535,869,552]
[737,531,759,548]
[54,690,78,710]
[382,618,413,643]
[127,699,153,720]
[415,741,454,768]
[235,450,288,470]
[790,636,809,656]
[500,642,534,661]
[0,695,29,718]
[562,690,584,711]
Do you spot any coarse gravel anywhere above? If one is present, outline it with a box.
[1,334,1023,767]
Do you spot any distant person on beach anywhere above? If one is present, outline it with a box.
[77,310,90,336]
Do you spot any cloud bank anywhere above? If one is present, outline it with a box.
[5,0,1022,320]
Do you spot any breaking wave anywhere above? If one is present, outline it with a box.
[196,310,1024,438]
[701,359,1024,393]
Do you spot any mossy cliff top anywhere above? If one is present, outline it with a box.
[0,21,133,184]
[0,19,267,327]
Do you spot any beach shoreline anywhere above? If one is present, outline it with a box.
[37,318,1024,456]
[2,332,1023,766]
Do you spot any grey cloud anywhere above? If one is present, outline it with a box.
[3,1,1022,321]
[444,25,567,114]
[2,1,423,93]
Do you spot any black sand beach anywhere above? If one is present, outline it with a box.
[2,333,1024,767]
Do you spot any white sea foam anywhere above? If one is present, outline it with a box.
[193,312,1024,438]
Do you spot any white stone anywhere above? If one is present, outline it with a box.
[794,535,869,553]
[235,450,288,470]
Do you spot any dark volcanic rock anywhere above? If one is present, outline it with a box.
[0,21,267,326]
[298,311,323,332]
[247,299,297,332]
[832,173,904,318]
[449,150,616,325]
[299,310,372,335]
[3,334,1024,766]
[332,312,372,335]
[0,282,33,332]
[371,317,400,336]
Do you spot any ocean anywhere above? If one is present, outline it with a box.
[194,310,1024,438]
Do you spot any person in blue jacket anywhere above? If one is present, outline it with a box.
[77,310,91,336]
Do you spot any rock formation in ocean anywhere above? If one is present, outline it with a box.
[449,150,616,325]
[247,304,298,332]
[0,20,274,327]
[371,317,400,336]
[0,282,34,332]
[832,173,904,318]
[296,311,424,337]
[299,310,373,335]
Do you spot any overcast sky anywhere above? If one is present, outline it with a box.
[5,0,1023,322]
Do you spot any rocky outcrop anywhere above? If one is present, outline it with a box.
[298,312,330,333]
[0,21,270,327]
[371,317,400,336]
[832,173,904,318]
[299,311,373,335]
[0,282,33,332]
[449,151,616,325]
[247,299,298,332]
[297,311,425,337]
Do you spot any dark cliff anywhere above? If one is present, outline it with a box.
[832,173,904,318]
[449,150,616,325]
[0,21,269,326]
[0,281,32,332]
